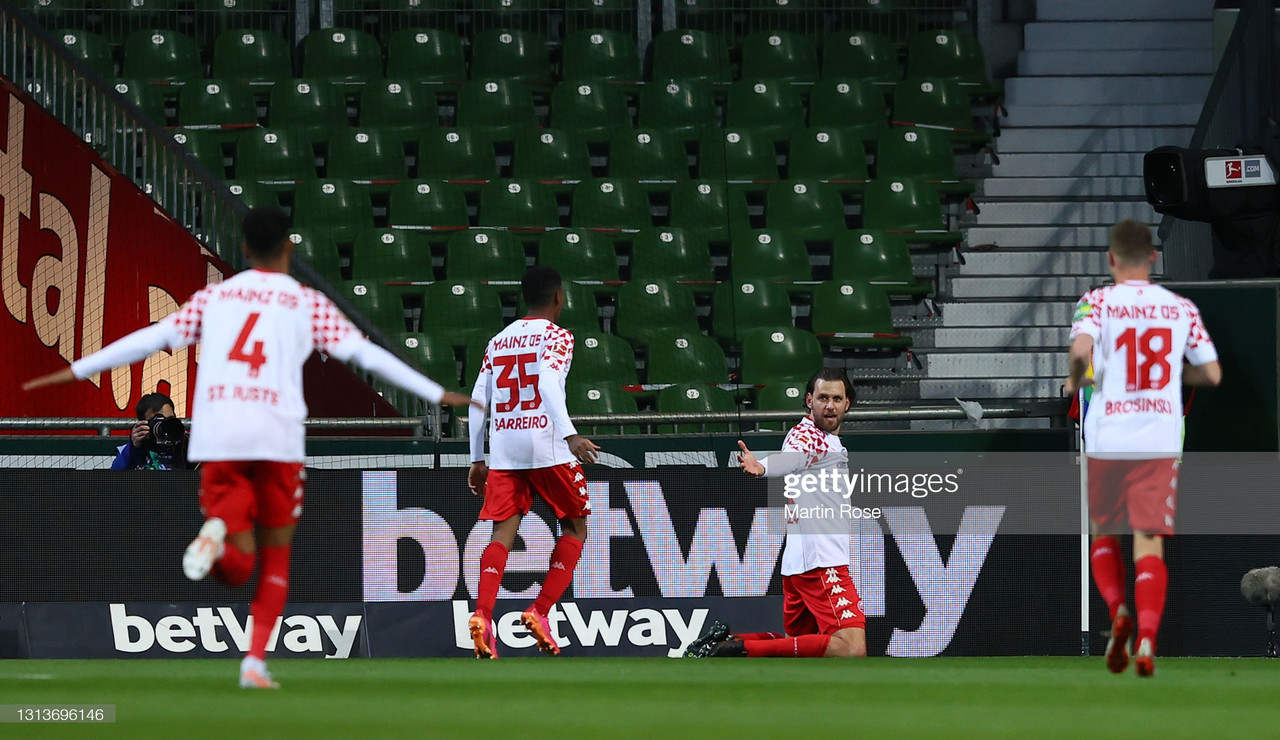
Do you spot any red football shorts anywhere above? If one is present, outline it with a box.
[480,461,591,521]
[199,461,307,533]
[1087,456,1179,536]
[782,564,866,636]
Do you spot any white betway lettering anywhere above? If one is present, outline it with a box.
[109,604,361,658]
[451,601,707,658]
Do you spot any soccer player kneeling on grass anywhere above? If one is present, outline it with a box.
[689,368,867,659]
[1065,220,1221,677]
[23,206,477,688]
[467,267,600,659]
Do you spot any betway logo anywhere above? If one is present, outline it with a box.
[453,601,706,658]
[109,604,362,658]
[363,472,1003,657]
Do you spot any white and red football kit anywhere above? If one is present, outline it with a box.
[1071,280,1218,534]
[468,318,588,520]
[761,415,866,635]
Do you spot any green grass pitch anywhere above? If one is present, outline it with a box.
[1,657,1276,739]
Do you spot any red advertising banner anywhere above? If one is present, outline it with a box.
[0,77,399,421]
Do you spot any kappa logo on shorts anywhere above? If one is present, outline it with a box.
[483,567,499,574]
[573,472,585,483]
[824,568,841,584]
[840,610,856,620]
[830,584,846,595]
[834,597,851,608]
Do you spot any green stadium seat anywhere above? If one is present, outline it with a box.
[571,178,652,231]
[892,77,989,145]
[615,279,698,345]
[212,29,292,85]
[345,281,409,334]
[656,383,737,434]
[646,331,728,385]
[122,29,202,83]
[607,128,688,184]
[667,179,750,243]
[392,332,460,389]
[711,279,794,343]
[192,0,279,47]
[224,180,280,210]
[422,280,504,347]
[387,179,470,232]
[831,229,931,296]
[302,27,383,84]
[697,128,778,187]
[292,179,375,242]
[567,330,637,384]
[739,327,822,385]
[456,79,538,142]
[516,280,600,332]
[787,128,869,194]
[562,28,640,83]
[629,227,712,282]
[471,29,552,83]
[512,128,592,184]
[170,129,226,178]
[725,79,804,143]
[906,28,1000,98]
[765,179,847,241]
[729,229,810,282]
[741,30,819,83]
[385,28,466,84]
[235,127,315,189]
[57,30,115,79]
[549,81,630,146]
[651,29,731,83]
[178,80,258,146]
[288,227,343,284]
[327,127,408,185]
[351,227,433,282]
[637,79,717,144]
[861,177,960,244]
[268,79,349,147]
[874,126,972,194]
[821,30,900,85]
[445,229,526,281]
[812,280,911,349]
[565,383,641,435]
[478,179,560,228]
[464,333,488,390]
[112,79,167,123]
[754,380,807,430]
[538,229,618,281]
[808,78,889,143]
[359,81,439,147]
[417,128,498,183]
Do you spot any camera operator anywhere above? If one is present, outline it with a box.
[111,392,193,471]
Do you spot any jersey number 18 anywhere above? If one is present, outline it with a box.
[1116,326,1172,391]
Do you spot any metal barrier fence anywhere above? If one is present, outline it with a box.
[1157,0,1276,281]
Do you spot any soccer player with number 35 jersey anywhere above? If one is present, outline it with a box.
[467,267,600,659]
[1065,220,1222,677]
[23,207,477,689]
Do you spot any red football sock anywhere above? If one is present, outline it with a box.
[248,544,291,661]
[1135,555,1168,648]
[734,632,785,640]
[743,634,831,658]
[476,542,509,621]
[212,542,254,587]
[1090,537,1126,622]
[533,536,583,615]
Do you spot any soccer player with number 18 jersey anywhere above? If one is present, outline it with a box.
[23,207,477,688]
[1065,220,1222,677]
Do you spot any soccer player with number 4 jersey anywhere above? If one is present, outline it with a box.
[467,267,600,659]
[23,207,477,688]
[1065,220,1221,677]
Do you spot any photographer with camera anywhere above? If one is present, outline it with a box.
[111,392,192,471]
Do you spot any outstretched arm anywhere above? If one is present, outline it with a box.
[737,439,806,478]
[22,322,176,390]
[346,339,476,409]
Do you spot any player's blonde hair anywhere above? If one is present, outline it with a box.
[1109,219,1155,267]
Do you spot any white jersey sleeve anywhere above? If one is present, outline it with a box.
[538,324,578,442]
[1070,288,1104,342]
[776,416,850,577]
[469,341,494,464]
[1180,296,1219,366]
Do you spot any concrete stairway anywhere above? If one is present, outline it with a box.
[923,0,1212,408]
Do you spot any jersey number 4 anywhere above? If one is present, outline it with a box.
[493,353,542,413]
[229,312,267,378]
[1116,327,1172,391]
